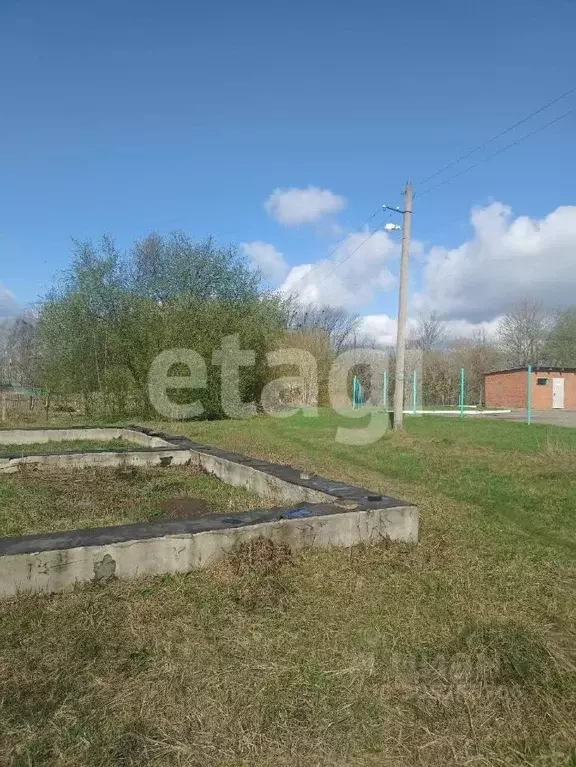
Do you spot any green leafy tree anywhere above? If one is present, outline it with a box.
[36,233,285,418]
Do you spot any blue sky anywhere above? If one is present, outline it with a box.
[1,0,575,340]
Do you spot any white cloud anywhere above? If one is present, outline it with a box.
[248,197,575,338]
[280,229,398,309]
[241,241,288,282]
[415,203,576,322]
[359,315,501,348]
[360,314,399,346]
[441,318,501,340]
[265,186,346,227]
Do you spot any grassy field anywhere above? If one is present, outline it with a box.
[0,465,268,536]
[0,412,575,766]
[0,438,137,454]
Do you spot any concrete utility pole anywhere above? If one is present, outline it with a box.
[393,181,413,431]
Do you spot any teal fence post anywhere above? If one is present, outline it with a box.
[412,370,417,414]
[383,371,388,410]
[353,375,361,410]
[526,365,532,425]
[459,368,465,419]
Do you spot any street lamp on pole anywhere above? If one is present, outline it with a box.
[383,182,413,431]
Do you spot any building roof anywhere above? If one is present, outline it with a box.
[484,367,576,376]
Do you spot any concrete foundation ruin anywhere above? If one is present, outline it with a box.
[0,426,418,597]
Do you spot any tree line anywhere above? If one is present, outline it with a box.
[0,233,363,417]
[1,232,574,415]
[408,299,576,407]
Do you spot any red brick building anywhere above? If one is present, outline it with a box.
[484,367,576,410]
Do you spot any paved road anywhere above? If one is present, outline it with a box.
[480,409,576,428]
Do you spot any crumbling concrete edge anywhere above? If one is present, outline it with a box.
[0,424,419,597]
[0,504,418,597]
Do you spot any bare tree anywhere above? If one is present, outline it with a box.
[286,301,361,352]
[409,310,446,351]
[420,349,459,406]
[0,320,12,384]
[546,308,576,366]
[452,329,505,405]
[498,298,550,367]
[0,313,38,386]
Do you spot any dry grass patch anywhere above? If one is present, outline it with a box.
[212,537,295,610]
[0,412,574,765]
[0,465,269,536]
[0,537,574,766]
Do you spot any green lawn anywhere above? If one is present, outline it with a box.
[0,438,137,455]
[0,412,574,766]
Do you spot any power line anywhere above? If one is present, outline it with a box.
[416,109,574,200]
[315,229,380,287]
[296,87,575,290]
[417,84,576,188]
[315,211,393,287]
[285,207,387,294]
[303,206,383,279]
